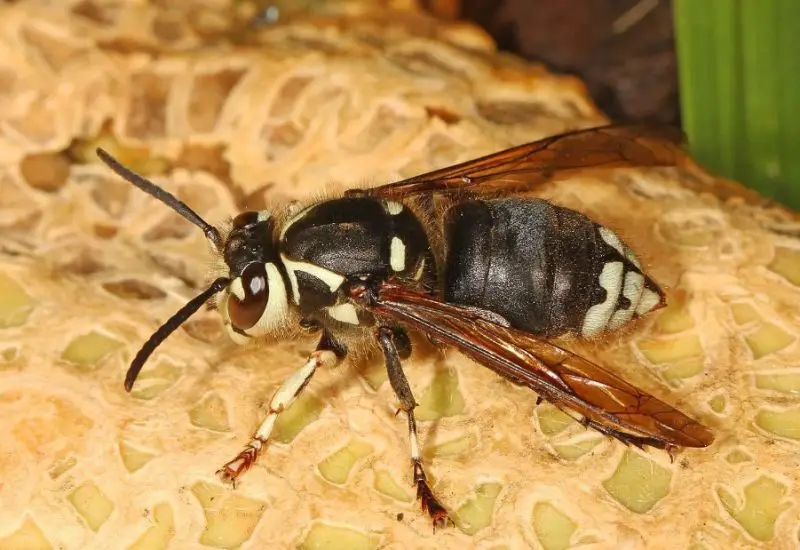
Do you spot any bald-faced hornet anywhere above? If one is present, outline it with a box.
[97,124,714,528]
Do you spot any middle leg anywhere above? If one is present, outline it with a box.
[376,326,452,529]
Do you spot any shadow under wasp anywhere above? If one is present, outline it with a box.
[97,123,714,529]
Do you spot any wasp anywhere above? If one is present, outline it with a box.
[97,124,714,528]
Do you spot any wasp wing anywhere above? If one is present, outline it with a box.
[351,124,688,199]
[357,283,713,449]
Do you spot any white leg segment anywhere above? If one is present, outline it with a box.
[408,413,421,462]
[218,350,336,483]
[406,409,451,527]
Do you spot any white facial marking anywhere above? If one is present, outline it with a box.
[608,271,645,330]
[241,262,289,337]
[390,237,406,272]
[257,210,271,222]
[384,200,404,215]
[226,323,251,345]
[327,303,360,325]
[581,261,624,337]
[636,288,661,315]
[281,255,345,305]
[229,277,245,301]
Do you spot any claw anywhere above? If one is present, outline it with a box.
[416,477,453,532]
[432,512,455,533]
[217,444,260,486]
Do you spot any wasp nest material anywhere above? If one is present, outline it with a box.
[2,1,800,549]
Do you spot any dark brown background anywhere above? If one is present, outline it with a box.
[426,0,679,126]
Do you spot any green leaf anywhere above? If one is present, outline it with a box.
[674,0,800,209]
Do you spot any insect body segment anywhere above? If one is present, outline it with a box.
[215,211,290,343]
[278,197,435,325]
[443,198,664,340]
[97,123,713,530]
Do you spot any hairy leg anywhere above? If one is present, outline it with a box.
[376,326,452,530]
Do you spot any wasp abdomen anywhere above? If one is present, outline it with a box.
[443,198,663,338]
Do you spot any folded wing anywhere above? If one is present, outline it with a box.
[354,282,713,449]
[351,124,689,199]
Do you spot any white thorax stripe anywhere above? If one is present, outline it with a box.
[390,237,406,272]
[384,200,404,215]
[280,254,345,305]
[279,203,312,240]
[327,303,360,325]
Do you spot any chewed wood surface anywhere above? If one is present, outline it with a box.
[1,1,800,549]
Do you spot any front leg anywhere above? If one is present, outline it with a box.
[376,326,453,530]
[218,330,344,485]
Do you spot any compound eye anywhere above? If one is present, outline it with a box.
[232,211,259,230]
[228,262,269,330]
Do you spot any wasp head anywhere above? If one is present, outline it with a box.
[217,210,290,344]
[94,149,290,391]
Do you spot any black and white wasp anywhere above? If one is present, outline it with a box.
[97,124,714,528]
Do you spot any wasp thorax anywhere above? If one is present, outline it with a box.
[228,262,269,330]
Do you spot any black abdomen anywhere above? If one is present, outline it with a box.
[443,198,663,338]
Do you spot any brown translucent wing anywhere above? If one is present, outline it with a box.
[351,124,689,199]
[354,283,713,449]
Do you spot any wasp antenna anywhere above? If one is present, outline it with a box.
[125,277,231,392]
[96,148,222,248]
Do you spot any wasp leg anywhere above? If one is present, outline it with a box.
[582,418,672,452]
[377,326,453,531]
[389,325,412,359]
[217,331,344,485]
